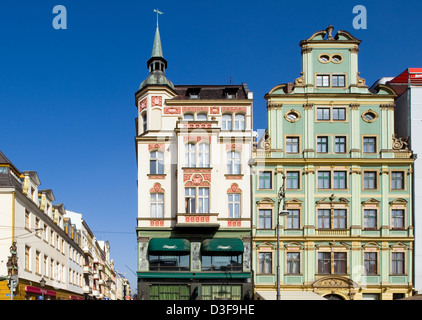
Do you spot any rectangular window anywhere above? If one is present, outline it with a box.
[318,209,331,229]
[228,194,240,218]
[286,171,300,189]
[364,209,377,229]
[333,209,347,229]
[332,107,346,120]
[316,75,330,87]
[150,193,164,218]
[258,209,272,229]
[286,137,299,154]
[333,171,347,189]
[259,171,272,189]
[333,252,347,274]
[317,108,330,120]
[318,252,331,274]
[364,252,378,275]
[332,75,346,87]
[317,137,328,153]
[363,137,377,153]
[392,252,405,275]
[150,151,164,174]
[259,252,272,274]
[227,151,241,174]
[391,172,404,190]
[202,254,242,272]
[25,246,30,271]
[198,187,209,213]
[150,285,190,300]
[286,209,300,229]
[202,285,242,300]
[286,252,300,274]
[364,171,377,190]
[149,254,190,271]
[318,171,331,189]
[185,188,196,213]
[392,209,405,229]
[335,136,346,153]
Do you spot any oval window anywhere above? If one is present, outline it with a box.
[319,54,330,63]
[332,55,343,63]
[285,110,301,122]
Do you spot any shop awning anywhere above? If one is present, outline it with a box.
[201,238,244,253]
[256,290,326,300]
[25,286,56,297]
[148,238,190,252]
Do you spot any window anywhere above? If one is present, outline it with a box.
[364,171,377,190]
[259,171,272,189]
[317,108,330,120]
[317,137,328,153]
[392,209,405,229]
[364,252,378,275]
[150,285,190,300]
[196,113,207,121]
[316,75,330,87]
[259,252,272,274]
[222,114,232,130]
[286,209,300,229]
[258,209,272,229]
[227,151,241,174]
[197,143,210,168]
[185,143,196,167]
[332,75,345,87]
[183,113,194,121]
[149,254,190,271]
[228,194,240,218]
[364,209,377,229]
[333,108,346,120]
[234,114,245,130]
[150,193,164,218]
[202,254,242,271]
[333,171,347,189]
[317,171,331,189]
[318,252,347,274]
[391,172,405,190]
[150,151,164,174]
[318,209,347,229]
[363,137,376,153]
[36,251,40,274]
[25,210,30,230]
[185,187,209,213]
[25,246,30,271]
[202,285,242,300]
[286,252,300,274]
[286,137,299,154]
[142,113,147,132]
[286,171,300,189]
[392,252,405,275]
[318,252,331,274]
[335,136,346,153]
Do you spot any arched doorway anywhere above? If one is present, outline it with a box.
[324,294,344,300]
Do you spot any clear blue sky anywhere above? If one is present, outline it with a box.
[1,0,421,292]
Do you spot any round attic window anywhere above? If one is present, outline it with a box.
[318,54,330,63]
[285,110,301,122]
[362,110,378,122]
[332,54,343,63]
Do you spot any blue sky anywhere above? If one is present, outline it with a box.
[1,0,421,292]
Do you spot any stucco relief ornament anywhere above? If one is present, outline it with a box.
[294,72,304,86]
[392,134,409,150]
[259,130,271,151]
[192,174,203,185]
[151,96,162,107]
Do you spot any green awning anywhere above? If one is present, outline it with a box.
[201,238,244,253]
[148,238,190,253]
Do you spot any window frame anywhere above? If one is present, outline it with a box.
[285,136,300,154]
[258,252,273,274]
[390,170,406,190]
[258,208,273,230]
[150,150,164,175]
[362,136,377,154]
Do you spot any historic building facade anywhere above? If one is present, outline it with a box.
[135,21,254,300]
[252,26,415,300]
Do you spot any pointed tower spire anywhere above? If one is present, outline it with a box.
[138,9,174,91]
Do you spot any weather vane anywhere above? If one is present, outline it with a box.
[153,9,164,27]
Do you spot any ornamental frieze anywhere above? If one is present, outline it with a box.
[164,106,181,114]
[221,106,247,113]
[151,96,162,107]
[139,98,147,112]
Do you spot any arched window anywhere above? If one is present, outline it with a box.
[183,113,194,121]
[227,151,241,174]
[150,151,164,174]
[150,193,164,218]
[222,114,232,130]
[197,143,210,168]
[228,193,240,218]
[234,114,245,130]
[185,143,196,167]
[142,113,147,132]
[196,113,207,121]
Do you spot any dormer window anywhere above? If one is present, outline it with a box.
[316,75,330,87]
[225,88,238,99]
[332,75,345,87]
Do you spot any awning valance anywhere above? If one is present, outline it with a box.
[201,238,244,253]
[148,238,190,253]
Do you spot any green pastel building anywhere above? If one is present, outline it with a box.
[252,26,414,300]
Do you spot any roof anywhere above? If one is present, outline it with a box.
[0,150,21,175]
[385,68,422,96]
[172,84,250,100]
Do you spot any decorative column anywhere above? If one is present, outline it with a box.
[349,104,361,158]
[303,166,316,236]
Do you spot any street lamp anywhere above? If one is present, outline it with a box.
[276,173,289,301]
[40,277,46,300]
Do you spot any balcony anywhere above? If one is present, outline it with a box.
[83,245,93,256]
[83,265,92,274]
[176,213,219,228]
[83,286,92,294]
